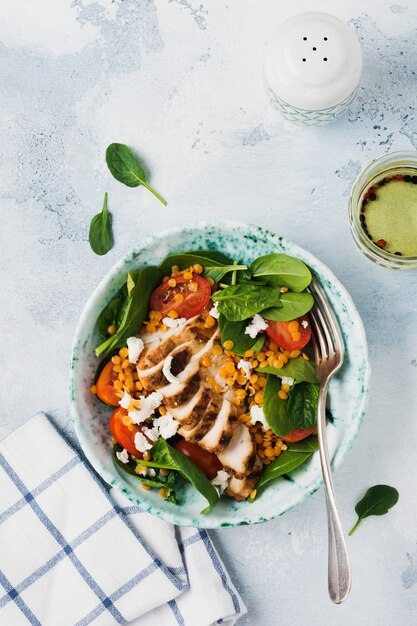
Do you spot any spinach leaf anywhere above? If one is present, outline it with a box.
[205,264,247,284]
[112,445,179,503]
[287,382,320,429]
[257,355,319,384]
[218,315,265,356]
[250,253,312,292]
[263,375,293,436]
[89,192,113,256]
[158,253,246,284]
[95,266,162,356]
[106,143,167,205]
[349,485,399,535]
[253,436,319,496]
[212,284,281,322]
[184,249,233,264]
[96,291,124,339]
[137,438,219,514]
[262,291,314,322]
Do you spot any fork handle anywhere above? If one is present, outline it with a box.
[317,378,352,604]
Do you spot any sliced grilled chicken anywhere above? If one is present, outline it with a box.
[226,458,263,501]
[217,421,257,479]
[136,313,262,500]
[198,397,237,454]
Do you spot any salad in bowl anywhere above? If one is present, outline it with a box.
[71,222,369,527]
[92,249,319,512]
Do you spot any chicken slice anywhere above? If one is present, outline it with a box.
[226,458,263,501]
[217,421,257,479]
[198,397,237,454]
[179,394,223,443]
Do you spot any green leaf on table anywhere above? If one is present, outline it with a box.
[252,436,319,497]
[250,253,312,292]
[89,192,113,256]
[262,374,293,436]
[257,355,319,384]
[136,438,219,514]
[218,315,265,356]
[349,485,399,535]
[105,143,167,205]
[262,291,314,322]
[212,284,281,322]
[95,266,162,356]
[287,382,320,429]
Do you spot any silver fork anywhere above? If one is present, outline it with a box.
[308,279,351,604]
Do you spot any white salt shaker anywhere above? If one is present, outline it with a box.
[264,12,363,126]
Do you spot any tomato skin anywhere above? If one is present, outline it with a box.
[175,440,222,480]
[110,407,143,457]
[281,427,317,443]
[150,274,211,319]
[96,361,120,406]
[265,315,312,351]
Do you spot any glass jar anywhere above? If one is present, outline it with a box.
[348,151,417,269]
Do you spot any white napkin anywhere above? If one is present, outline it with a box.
[0,413,246,626]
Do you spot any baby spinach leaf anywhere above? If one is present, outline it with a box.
[263,375,293,436]
[137,438,219,514]
[89,192,113,256]
[112,445,179,503]
[106,143,167,205]
[159,253,226,275]
[262,291,314,322]
[287,382,320,429]
[253,436,319,496]
[212,284,281,322]
[250,253,312,292]
[184,249,233,264]
[219,315,265,356]
[204,264,247,284]
[349,485,399,535]
[158,253,246,284]
[96,292,124,339]
[95,266,162,356]
[257,355,319,384]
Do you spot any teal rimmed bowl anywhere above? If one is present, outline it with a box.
[70,222,370,528]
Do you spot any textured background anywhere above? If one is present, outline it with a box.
[1,1,417,624]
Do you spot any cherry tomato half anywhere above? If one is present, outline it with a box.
[266,315,312,351]
[150,274,211,319]
[281,427,317,443]
[175,440,222,480]
[110,407,143,457]
[96,361,120,406]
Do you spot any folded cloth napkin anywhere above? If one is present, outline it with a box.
[0,413,246,626]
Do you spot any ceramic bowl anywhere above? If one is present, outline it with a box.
[70,222,370,528]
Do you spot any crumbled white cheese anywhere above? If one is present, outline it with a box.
[116,448,129,464]
[162,354,180,384]
[141,425,159,442]
[301,320,309,329]
[237,359,252,381]
[153,413,179,439]
[162,316,187,329]
[126,336,144,364]
[119,390,134,409]
[249,405,269,430]
[134,432,153,453]
[211,469,230,495]
[245,314,268,339]
[136,467,156,478]
[129,391,163,425]
[280,376,294,387]
[209,302,220,319]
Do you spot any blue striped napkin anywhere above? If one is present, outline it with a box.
[0,413,246,626]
